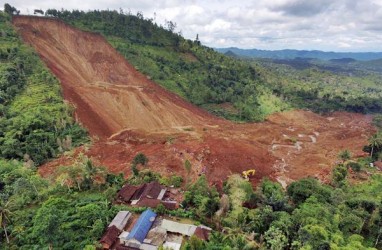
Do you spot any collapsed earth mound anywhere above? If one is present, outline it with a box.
[13,16,375,187]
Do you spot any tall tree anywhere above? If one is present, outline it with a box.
[4,3,19,15]
[0,199,13,244]
[368,132,382,159]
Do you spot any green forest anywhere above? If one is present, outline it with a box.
[1,6,382,250]
[254,58,382,114]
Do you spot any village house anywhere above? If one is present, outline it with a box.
[117,181,177,210]
[100,211,132,249]
[119,209,158,249]
[101,208,211,250]
[110,211,132,230]
[158,219,212,250]
[100,226,120,250]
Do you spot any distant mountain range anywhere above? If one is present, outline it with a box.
[215,47,382,61]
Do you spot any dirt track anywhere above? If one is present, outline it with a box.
[12,16,375,187]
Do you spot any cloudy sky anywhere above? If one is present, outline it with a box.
[6,0,382,52]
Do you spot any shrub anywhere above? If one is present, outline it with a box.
[170,175,183,187]
[346,161,361,172]
[287,178,332,205]
[132,153,148,166]
[338,150,352,162]
[184,159,191,173]
[332,165,348,187]
[159,175,183,187]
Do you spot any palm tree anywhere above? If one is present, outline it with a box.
[0,199,13,244]
[83,158,106,188]
[368,132,382,159]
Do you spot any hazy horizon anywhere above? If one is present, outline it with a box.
[5,0,382,52]
[215,46,382,53]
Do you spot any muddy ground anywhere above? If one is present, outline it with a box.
[13,16,375,188]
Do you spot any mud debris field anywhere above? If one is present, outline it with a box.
[13,16,375,187]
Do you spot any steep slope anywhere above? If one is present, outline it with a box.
[12,16,215,138]
[12,16,375,187]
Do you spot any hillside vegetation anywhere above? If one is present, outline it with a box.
[0,12,87,165]
[0,156,127,249]
[255,58,382,113]
[43,9,382,120]
[3,156,382,249]
[187,173,382,250]
[44,9,293,121]
[0,11,115,250]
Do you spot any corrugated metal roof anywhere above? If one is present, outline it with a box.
[100,225,121,247]
[160,219,197,236]
[109,211,131,230]
[127,209,157,243]
[145,226,167,246]
[157,189,166,200]
[137,198,161,208]
[140,182,164,199]
[163,242,181,250]
[194,226,211,241]
[118,184,143,202]
[119,231,129,239]
[140,244,158,250]
[136,199,177,210]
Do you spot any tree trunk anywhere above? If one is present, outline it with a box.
[375,228,381,247]
[32,183,40,199]
[371,145,374,158]
[3,224,9,244]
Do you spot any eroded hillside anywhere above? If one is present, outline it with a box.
[12,16,214,137]
[13,16,375,187]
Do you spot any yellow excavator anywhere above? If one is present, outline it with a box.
[242,169,256,180]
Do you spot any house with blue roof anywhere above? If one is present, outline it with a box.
[125,209,157,246]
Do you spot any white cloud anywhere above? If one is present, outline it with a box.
[4,0,382,51]
[338,42,352,48]
[204,19,231,33]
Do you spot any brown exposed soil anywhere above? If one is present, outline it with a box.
[12,16,375,188]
